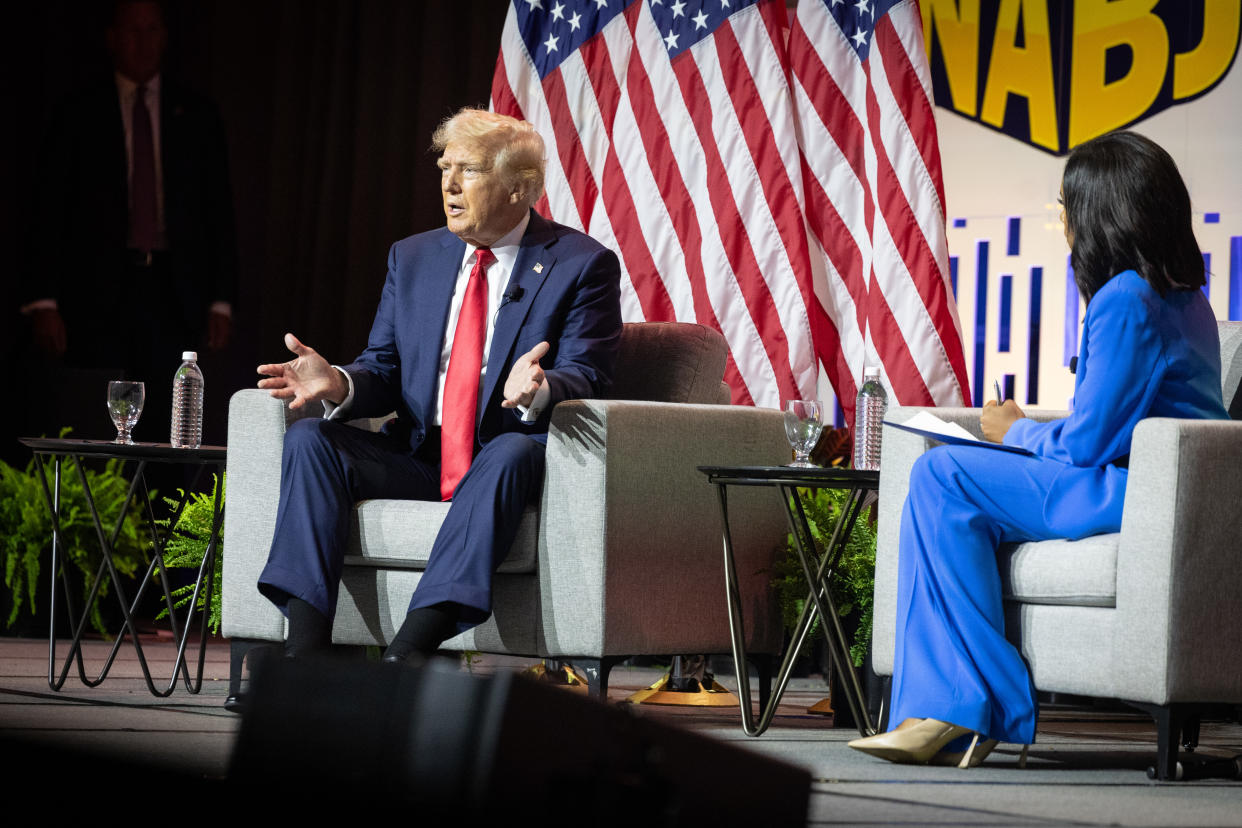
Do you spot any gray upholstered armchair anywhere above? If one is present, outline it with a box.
[871,321,1242,779]
[222,322,789,702]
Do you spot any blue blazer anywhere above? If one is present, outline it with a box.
[340,210,623,454]
[1002,270,1228,537]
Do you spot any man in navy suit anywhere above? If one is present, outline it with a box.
[255,108,622,661]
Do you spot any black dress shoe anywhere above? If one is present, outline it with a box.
[380,640,426,665]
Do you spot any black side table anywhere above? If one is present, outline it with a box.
[19,438,226,697]
[699,465,879,737]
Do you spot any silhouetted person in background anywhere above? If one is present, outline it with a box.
[20,0,237,443]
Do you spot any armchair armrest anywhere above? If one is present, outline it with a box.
[220,389,313,640]
[1112,417,1242,701]
[538,399,791,657]
[221,389,394,641]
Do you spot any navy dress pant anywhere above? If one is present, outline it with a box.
[258,417,545,634]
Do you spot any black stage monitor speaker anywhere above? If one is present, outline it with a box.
[230,656,811,824]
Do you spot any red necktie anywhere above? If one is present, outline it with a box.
[440,248,495,500]
[129,84,158,251]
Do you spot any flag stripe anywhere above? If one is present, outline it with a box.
[568,30,676,322]
[799,138,869,334]
[867,15,970,402]
[540,68,600,233]
[627,4,782,403]
[789,21,869,206]
[490,50,526,120]
[789,18,872,337]
[876,6,948,217]
[602,5,753,402]
[620,12,719,325]
[673,48,800,402]
[871,14,970,398]
[716,15,819,391]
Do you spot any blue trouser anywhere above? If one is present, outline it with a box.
[890,445,1126,745]
[258,417,546,634]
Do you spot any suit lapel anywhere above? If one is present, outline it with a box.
[413,231,467,414]
[480,211,556,418]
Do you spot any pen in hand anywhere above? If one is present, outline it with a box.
[983,379,1023,442]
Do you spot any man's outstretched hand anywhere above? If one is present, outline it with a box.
[502,341,549,410]
[257,333,349,410]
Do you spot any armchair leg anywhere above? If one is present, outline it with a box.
[1155,705,1181,781]
[1182,712,1201,751]
[1133,701,1199,780]
[871,674,892,733]
[567,656,629,701]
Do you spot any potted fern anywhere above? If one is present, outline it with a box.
[770,426,878,683]
[154,474,225,633]
[1,435,149,636]
[771,485,877,669]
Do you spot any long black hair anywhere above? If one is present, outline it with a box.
[1062,131,1205,303]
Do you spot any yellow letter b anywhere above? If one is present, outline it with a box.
[1069,0,1168,148]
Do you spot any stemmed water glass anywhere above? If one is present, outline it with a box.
[784,399,823,468]
[107,381,145,445]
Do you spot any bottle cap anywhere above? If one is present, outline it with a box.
[863,366,880,379]
[182,351,198,361]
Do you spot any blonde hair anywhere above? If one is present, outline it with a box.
[432,108,546,208]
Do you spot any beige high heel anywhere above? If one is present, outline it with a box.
[930,735,997,768]
[847,718,973,764]
[932,736,1030,769]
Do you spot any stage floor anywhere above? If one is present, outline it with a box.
[2,635,1241,824]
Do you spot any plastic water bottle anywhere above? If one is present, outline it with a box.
[853,366,887,470]
[171,351,204,449]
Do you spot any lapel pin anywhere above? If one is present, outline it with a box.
[533,263,543,274]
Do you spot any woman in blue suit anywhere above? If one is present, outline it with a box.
[849,131,1230,767]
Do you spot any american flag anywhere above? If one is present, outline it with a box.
[491,0,969,416]
[790,0,969,414]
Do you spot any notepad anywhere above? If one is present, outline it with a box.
[883,411,1035,456]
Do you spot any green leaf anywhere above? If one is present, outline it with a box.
[153,474,225,634]
[1,434,165,635]
[771,486,877,667]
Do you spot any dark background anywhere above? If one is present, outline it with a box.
[3,0,509,454]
